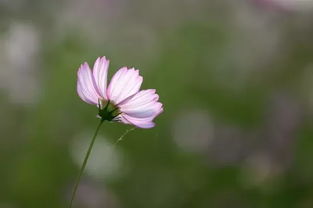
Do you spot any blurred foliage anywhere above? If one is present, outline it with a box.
[0,0,313,208]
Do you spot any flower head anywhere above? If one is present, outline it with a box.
[77,56,163,128]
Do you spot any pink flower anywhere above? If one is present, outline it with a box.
[77,56,163,128]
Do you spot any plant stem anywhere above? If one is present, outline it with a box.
[69,120,103,208]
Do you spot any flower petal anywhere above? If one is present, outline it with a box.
[77,62,100,105]
[118,89,158,107]
[122,102,163,118]
[119,114,156,129]
[119,89,163,118]
[107,67,143,104]
[93,56,109,99]
[115,89,163,128]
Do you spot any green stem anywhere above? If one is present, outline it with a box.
[69,120,104,208]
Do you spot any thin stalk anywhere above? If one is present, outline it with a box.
[69,120,104,208]
[114,127,136,145]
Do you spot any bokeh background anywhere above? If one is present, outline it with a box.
[1,0,313,207]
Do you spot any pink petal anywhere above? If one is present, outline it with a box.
[77,62,100,105]
[116,89,163,128]
[122,102,163,118]
[107,67,143,104]
[118,89,158,106]
[120,114,156,129]
[119,89,163,118]
[93,56,109,99]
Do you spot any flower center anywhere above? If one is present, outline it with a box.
[98,99,121,121]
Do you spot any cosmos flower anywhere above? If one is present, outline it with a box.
[77,56,163,128]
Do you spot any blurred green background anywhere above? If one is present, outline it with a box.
[1,0,313,207]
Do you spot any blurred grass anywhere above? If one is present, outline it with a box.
[1,0,313,208]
